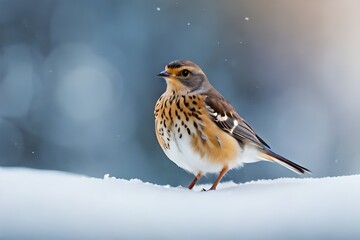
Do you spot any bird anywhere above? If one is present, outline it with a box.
[154,60,310,191]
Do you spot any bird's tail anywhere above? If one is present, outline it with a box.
[258,149,311,174]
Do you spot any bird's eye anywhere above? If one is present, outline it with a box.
[181,69,190,77]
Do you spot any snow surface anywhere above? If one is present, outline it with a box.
[1,167,360,239]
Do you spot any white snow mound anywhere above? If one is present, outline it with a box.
[0,167,359,239]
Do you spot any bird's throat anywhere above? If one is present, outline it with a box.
[165,78,189,95]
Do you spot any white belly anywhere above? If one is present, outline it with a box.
[164,131,221,174]
[159,119,248,175]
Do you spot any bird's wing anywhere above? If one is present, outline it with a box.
[204,90,270,149]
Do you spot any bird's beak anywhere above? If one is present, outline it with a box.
[157,70,171,77]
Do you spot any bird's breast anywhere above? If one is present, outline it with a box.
[154,92,242,173]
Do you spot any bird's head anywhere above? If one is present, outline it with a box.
[157,60,210,93]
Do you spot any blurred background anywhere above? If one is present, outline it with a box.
[0,0,359,186]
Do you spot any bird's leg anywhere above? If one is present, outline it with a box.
[188,172,202,190]
[209,166,229,190]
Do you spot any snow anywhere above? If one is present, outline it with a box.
[1,167,360,239]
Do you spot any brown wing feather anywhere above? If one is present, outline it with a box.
[203,89,270,149]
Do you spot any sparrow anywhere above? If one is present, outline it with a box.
[154,60,310,190]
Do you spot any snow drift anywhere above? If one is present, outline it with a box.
[0,167,359,239]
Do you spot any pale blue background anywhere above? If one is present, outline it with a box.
[0,0,359,186]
